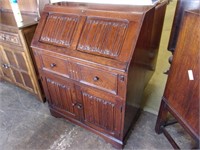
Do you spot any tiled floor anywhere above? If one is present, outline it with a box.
[0,81,195,150]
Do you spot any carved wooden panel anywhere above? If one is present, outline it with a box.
[67,62,80,81]
[0,31,21,46]
[45,77,76,116]
[4,49,28,71]
[77,17,129,58]
[40,13,79,48]
[0,44,15,82]
[12,69,24,85]
[82,92,122,137]
[2,48,34,91]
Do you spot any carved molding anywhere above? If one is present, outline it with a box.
[83,92,115,107]
[46,78,66,89]
[0,32,20,45]
[67,61,80,81]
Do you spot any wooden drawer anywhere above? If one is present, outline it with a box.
[41,55,70,77]
[40,54,118,94]
[79,64,117,94]
[0,31,21,46]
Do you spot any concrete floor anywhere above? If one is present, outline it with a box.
[0,81,195,149]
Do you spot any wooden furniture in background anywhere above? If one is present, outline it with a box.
[155,9,200,149]
[31,1,167,148]
[0,0,50,15]
[0,0,37,14]
[167,0,200,53]
[0,11,44,101]
[165,0,200,68]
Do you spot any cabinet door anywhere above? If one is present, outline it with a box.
[81,90,123,138]
[0,46,35,91]
[0,46,13,81]
[41,74,78,119]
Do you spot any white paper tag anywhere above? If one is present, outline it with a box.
[188,70,194,80]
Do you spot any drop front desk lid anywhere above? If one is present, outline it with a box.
[31,2,158,71]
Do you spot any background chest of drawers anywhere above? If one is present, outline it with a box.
[0,11,43,101]
[31,1,167,148]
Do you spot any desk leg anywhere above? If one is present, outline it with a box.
[155,99,168,134]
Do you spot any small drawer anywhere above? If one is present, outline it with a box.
[0,31,21,46]
[79,65,118,94]
[41,55,70,77]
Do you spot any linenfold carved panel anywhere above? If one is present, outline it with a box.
[46,78,75,114]
[82,92,120,135]
[77,17,129,58]
[40,13,79,48]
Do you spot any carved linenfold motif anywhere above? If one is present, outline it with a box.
[83,92,115,106]
[67,62,80,81]
[46,78,75,114]
[82,92,117,132]
[77,17,129,57]
[47,78,66,89]
[40,14,79,47]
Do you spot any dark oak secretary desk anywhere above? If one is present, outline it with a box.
[31,1,167,148]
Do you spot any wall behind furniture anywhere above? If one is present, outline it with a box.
[142,0,177,115]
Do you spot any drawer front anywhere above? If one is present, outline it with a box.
[0,31,21,46]
[41,55,70,77]
[39,54,118,94]
[79,64,117,94]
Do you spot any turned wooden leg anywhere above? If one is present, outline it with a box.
[155,99,168,134]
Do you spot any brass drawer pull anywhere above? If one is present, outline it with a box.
[93,76,99,81]
[72,102,83,109]
[50,63,56,68]
[2,64,10,69]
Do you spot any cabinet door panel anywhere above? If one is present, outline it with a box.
[42,75,77,118]
[82,91,122,137]
[21,72,34,89]
[12,69,23,85]
[1,47,34,91]
[14,52,28,71]
[4,49,28,71]
[1,67,13,81]
[0,46,14,81]
[4,50,17,68]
